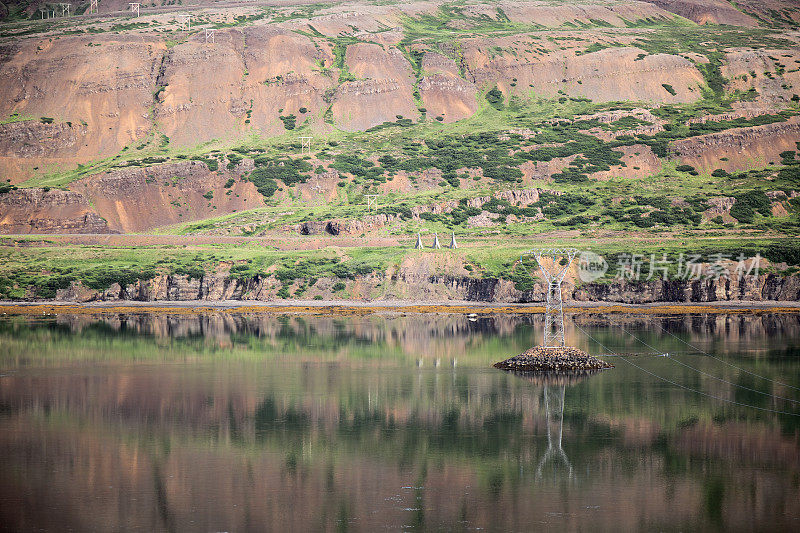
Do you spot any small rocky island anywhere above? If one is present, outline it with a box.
[494,346,613,372]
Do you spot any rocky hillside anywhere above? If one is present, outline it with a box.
[0,1,708,181]
[0,0,798,302]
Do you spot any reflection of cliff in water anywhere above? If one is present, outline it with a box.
[36,311,800,361]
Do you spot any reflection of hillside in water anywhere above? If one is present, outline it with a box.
[47,311,800,361]
[53,313,532,361]
[2,359,798,531]
[0,313,799,530]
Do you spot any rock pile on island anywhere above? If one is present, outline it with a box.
[493,346,613,372]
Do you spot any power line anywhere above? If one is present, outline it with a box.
[615,323,800,406]
[652,321,800,393]
[572,322,800,418]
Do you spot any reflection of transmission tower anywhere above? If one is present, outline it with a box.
[523,248,577,347]
[535,385,573,481]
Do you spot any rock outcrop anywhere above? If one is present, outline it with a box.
[295,188,547,235]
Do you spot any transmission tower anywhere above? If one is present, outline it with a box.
[205,28,215,43]
[432,232,441,249]
[414,233,423,249]
[177,14,191,30]
[365,194,378,213]
[128,2,139,17]
[522,248,577,348]
[298,136,312,156]
[449,232,457,249]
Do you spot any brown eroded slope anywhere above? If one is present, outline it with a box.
[0,34,162,181]
[156,31,250,147]
[69,160,263,233]
[462,1,676,27]
[733,0,800,26]
[641,0,759,27]
[241,27,334,136]
[722,48,800,106]
[418,52,478,122]
[157,27,336,146]
[465,43,705,104]
[331,43,419,131]
[671,116,800,172]
[0,120,90,184]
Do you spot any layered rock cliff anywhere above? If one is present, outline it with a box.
[53,271,800,303]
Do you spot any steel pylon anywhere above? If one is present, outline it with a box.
[522,248,578,347]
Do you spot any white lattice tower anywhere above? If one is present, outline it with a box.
[523,248,577,348]
[298,136,312,156]
[128,2,139,17]
[177,14,191,30]
[414,233,423,250]
[432,233,441,249]
[205,28,215,43]
[40,7,48,18]
[89,0,97,14]
[535,385,574,482]
[365,194,378,213]
[449,232,457,249]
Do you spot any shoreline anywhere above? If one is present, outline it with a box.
[1,299,800,316]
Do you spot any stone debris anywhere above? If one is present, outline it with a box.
[493,345,613,372]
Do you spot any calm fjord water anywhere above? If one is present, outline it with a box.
[0,312,799,532]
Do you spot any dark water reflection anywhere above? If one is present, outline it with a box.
[0,312,799,531]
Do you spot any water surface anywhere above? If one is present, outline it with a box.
[1,312,799,531]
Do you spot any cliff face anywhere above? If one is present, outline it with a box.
[671,118,800,172]
[70,160,264,233]
[0,188,113,233]
[54,271,800,303]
